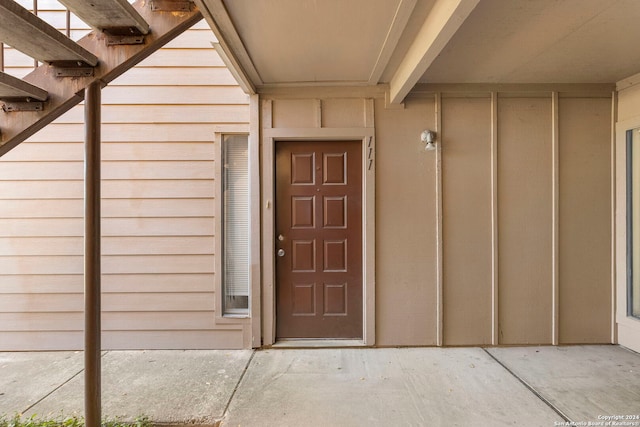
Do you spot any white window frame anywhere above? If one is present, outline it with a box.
[221,133,250,316]
[626,128,640,320]
[214,125,259,331]
[616,116,640,354]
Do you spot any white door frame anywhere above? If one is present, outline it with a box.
[260,99,376,346]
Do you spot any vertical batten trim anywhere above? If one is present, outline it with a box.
[364,98,376,346]
[261,98,275,346]
[435,92,444,346]
[249,94,261,348]
[315,99,322,128]
[491,91,499,345]
[263,99,273,129]
[552,91,560,345]
[262,136,276,346]
[611,90,618,344]
[364,98,375,128]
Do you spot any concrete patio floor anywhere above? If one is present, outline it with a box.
[0,345,638,426]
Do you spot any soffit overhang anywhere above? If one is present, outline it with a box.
[195,0,640,104]
[195,0,479,103]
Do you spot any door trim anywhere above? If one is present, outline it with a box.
[260,102,376,346]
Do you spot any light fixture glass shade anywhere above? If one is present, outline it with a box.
[421,130,436,151]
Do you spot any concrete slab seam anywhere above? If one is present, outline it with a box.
[482,348,571,422]
[20,351,110,417]
[219,350,256,424]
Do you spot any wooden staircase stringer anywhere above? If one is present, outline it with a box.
[0,0,203,158]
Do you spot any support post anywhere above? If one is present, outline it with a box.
[84,80,101,427]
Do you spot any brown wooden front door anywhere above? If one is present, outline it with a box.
[275,141,362,339]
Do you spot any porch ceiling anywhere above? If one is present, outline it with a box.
[196,0,640,102]
[421,0,640,84]
[221,0,407,85]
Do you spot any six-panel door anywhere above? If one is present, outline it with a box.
[275,141,362,338]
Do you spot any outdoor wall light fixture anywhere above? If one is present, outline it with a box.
[421,130,436,151]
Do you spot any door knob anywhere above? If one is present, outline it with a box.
[277,249,285,257]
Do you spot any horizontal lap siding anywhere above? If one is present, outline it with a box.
[0,22,250,350]
[0,274,215,293]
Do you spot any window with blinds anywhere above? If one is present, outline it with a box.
[222,134,249,315]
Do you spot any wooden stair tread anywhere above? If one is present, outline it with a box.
[0,71,48,102]
[59,0,149,35]
[0,0,98,66]
[0,0,202,157]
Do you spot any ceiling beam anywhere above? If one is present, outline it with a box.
[388,0,480,104]
[212,42,255,95]
[194,0,262,91]
[368,0,417,85]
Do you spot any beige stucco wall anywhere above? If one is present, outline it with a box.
[375,97,438,346]
[260,86,613,347]
[497,97,554,344]
[378,91,612,346]
[558,97,613,343]
[441,97,492,345]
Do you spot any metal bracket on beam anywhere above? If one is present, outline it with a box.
[104,34,145,45]
[102,27,146,46]
[150,0,192,12]
[55,67,94,77]
[51,61,95,78]
[2,99,44,112]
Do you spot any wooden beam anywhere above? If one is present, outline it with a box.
[413,83,616,97]
[194,0,263,87]
[0,71,48,101]
[368,0,417,85]
[59,0,149,35]
[0,0,98,66]
[212,42,255,95]
[0,0,202,157]
[388,0,480,104]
